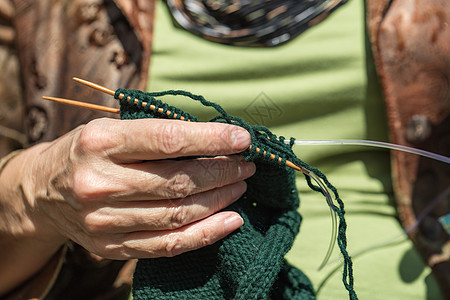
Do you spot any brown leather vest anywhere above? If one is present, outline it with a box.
[0,0,154,156]
[0,0,154,299]
[366,1,449,297]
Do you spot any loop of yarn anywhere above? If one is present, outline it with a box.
[114,88,358,300]
[115,88,198,121]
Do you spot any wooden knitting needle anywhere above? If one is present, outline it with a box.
[72,77,189,121]
[42,96,120,113]
[249,145,309,174]
[42,78,310,175]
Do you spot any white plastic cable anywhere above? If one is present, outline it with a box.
[288,138,449,270]
[287,139,450,163]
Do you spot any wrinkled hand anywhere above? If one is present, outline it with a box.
[2,118,254,261]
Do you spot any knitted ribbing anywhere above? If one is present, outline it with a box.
[115,88,358,300]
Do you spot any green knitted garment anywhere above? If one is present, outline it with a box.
[114,88,357,300]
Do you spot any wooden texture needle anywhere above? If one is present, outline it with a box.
[43,78,309,174]
[42,96,120,114]
[72,77,115,96]
[72,77,189,121]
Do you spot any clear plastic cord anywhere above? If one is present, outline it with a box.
[290,139,449,271]
[288,139,450,163]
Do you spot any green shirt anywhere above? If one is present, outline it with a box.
[148,1,444,299]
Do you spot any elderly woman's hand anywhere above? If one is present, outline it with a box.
[0,118,254,295]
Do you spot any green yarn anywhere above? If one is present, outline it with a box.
[114,88,358,300]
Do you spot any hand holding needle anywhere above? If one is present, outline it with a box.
[43,77,311,174]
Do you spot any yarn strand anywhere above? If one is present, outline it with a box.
[114,88,358,299]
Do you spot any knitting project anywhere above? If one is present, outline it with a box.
[115,88,358,300]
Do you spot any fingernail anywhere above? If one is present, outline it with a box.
[232,129,251,151]
[224,214,244,233]
[239,161,256,179]
[231,181,247,200]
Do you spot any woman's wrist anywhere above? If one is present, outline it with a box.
[0,145,67,296]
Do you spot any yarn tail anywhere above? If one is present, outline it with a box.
[294,158,358,300]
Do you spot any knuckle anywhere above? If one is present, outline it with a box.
[198,227,214,248]
[157,124,186,155]
[162,227,215,257]
[166,171,193,199]
[75,118,114,154]
[71,169,106,203]
[163,234,184,257]
[83,212,110,235]
[167,205,190,229]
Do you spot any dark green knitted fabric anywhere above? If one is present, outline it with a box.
[115,88,357,300]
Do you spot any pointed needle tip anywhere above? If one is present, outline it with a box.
[42,95,120,114]
[72,77,83,83]
[71,77,115,96]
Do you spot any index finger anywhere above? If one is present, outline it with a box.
[80,118,251,162]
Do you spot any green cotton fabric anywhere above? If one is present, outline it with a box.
[116,88,326,299]
[146,0,445,299]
